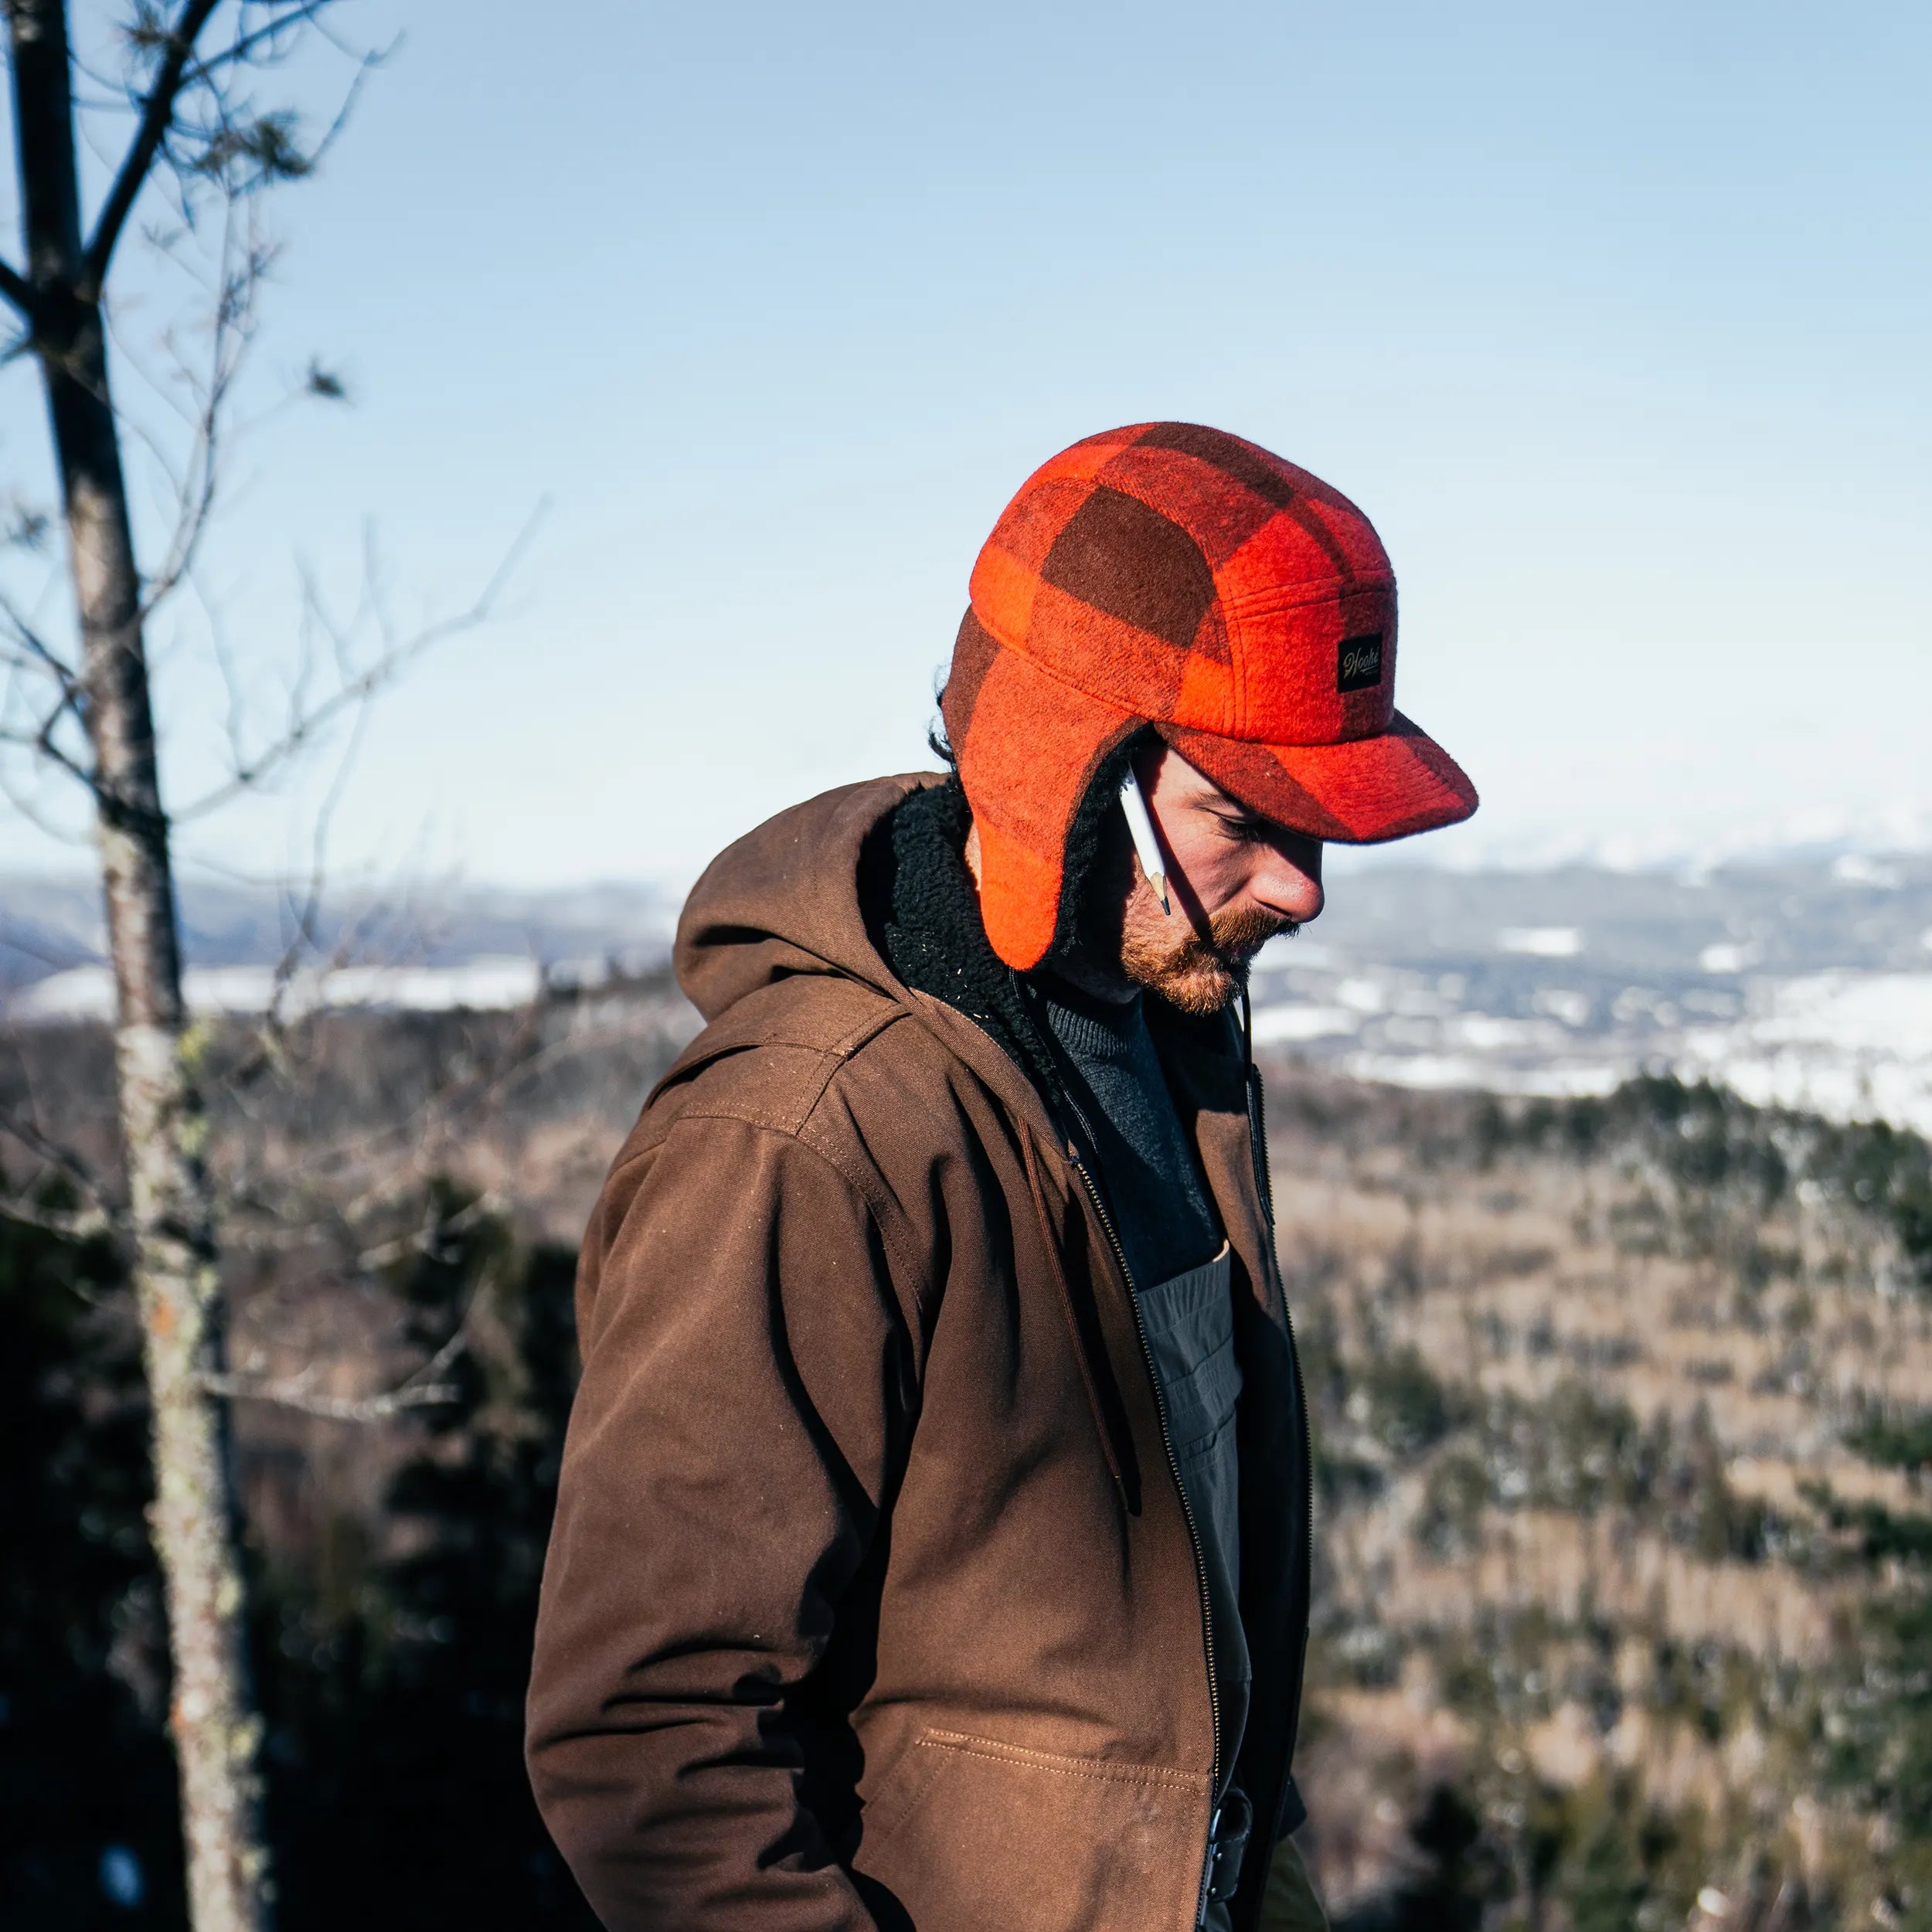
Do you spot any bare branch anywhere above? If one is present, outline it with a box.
[0,495,52,552]
[0,256,36,317]
[200,1315,469,1423]
[0,1099,114,1220]
[0,754,93,843]
[287,34,388,179]
[0,603,79,711]
[199,1368,460,1423]
[1,1187,117,1302]
[0,685,97,793]
[0,1194,119,1247]
[80,0,225,298]
[262,998,682,1209]
[0,632,95,792]
[352,1190,503,1272]
[177,1,335,87]
[256,655,375,1034]
[0,587,81,697]
[174,499,549,819]
[137,198,267,621]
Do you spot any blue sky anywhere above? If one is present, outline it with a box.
[2,0,1927,889]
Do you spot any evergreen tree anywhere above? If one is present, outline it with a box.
[0,1195,183,1927]
[260,1187,596,1929]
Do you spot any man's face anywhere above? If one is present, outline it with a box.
[1117,744,1325,1016]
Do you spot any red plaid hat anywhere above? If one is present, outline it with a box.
[941,421,1478,970]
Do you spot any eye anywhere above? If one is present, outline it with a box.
[1212,811,1267,844]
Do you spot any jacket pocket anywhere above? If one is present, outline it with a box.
[854,1727,1210,1932]
[852,1724,954,1856]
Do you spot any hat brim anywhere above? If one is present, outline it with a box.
[1162,712,1478,845]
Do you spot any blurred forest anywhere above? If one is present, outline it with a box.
[1280,1073,1932,1931]
[5,981,1931,1929]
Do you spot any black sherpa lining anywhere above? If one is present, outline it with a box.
[867,732,1159,1138]
[867,777,1070,1130]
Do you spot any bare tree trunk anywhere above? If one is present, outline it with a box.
[6,5,270,1927]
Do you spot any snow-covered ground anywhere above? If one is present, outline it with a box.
[1681,972,1932,1131]
[10,957,546,1022]
[1251,960,1932,1133]
[1247,850,1932,1133]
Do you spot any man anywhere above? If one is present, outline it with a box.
[526,423,1478,1931]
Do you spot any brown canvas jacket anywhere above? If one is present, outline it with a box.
[526,775,1312,1932]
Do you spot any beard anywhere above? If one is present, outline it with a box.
[1058,802,1298,1017]
[1120,896,1295,1017]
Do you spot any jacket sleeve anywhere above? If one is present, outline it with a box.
[526,1110,922,1930]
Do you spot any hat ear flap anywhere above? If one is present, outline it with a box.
[946,598,1154,971]
[962,721,1148,973]
[1040,726,1157,970]
[972,821,1063,971]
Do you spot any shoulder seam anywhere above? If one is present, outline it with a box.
[614,1106,931,1316]
[617,1003,910,1159]
[647,982,905,1108]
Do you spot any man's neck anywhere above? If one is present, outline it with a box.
[964,815,1137,1005]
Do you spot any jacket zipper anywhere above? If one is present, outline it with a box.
[1060,1135,1223,1803]
[1244,1038,1315,1802]
[1002,977,1228,1902]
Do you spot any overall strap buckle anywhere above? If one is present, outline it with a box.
[1199,1785,1253,1920]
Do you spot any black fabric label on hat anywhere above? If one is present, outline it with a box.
[1338,632,1383,692]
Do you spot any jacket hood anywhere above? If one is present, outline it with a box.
[674,774,930,1023]
[672,773,1086,1155]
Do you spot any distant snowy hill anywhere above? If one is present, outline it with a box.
[8,851,1932,1132]
[1260,849,1932,1132]
[0,875,682,1012]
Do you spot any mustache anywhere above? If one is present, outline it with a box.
[1202,904,1297,962]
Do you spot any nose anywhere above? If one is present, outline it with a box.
[1253,837,1325,926]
